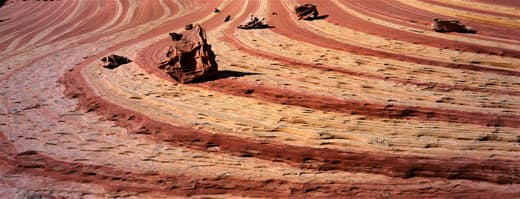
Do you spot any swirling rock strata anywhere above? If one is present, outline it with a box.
[0,0,519,198]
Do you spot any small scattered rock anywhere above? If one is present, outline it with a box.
[244,89,255,94]
[237,14,269,29]
[477,134,498,141]
[100,54,131,69]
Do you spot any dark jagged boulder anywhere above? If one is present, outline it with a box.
[431,18,476,33]
[100,54,131,69]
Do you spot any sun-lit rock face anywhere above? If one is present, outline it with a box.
[0,0,519,198]
[158,23,218,83]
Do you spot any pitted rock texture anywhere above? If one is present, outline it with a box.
[158,23,218,83]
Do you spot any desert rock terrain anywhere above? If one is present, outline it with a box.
[0,0,519,198]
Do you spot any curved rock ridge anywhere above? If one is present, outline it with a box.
[1,0,519,198]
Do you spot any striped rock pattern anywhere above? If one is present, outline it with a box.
[0,0,519,198]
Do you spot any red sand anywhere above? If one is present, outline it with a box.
[471,0,520,7]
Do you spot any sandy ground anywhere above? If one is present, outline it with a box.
[0,0,519,198]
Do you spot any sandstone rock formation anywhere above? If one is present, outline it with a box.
[1,0,519,198]
[432,18,476,33]
[295,4,319,20]
[158,23,218,83]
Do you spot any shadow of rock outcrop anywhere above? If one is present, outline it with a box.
[309,15,329,20]
[190,70,261,83]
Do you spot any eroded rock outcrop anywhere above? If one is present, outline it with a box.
[431,18,476,33]
[158,24,218,83]
[295,4,319,20]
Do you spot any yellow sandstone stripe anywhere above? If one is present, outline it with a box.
[79,15,520,160]
[231,27,520,113]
